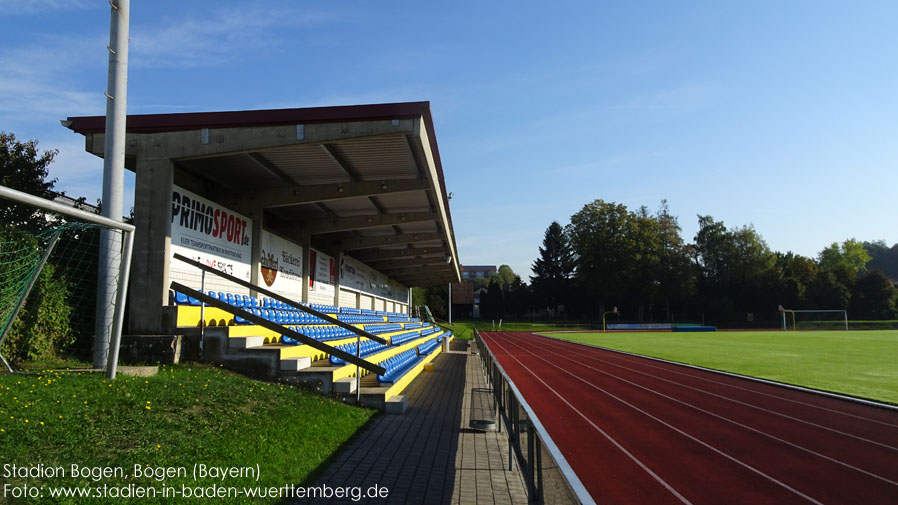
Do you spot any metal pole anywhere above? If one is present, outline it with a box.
[356,334,361,404]
[95,0,130,369]
[448,282,452,324]
[199,270,206,359]
[105,229,134,379]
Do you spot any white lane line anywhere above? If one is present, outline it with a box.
[528,334,898,451]
[539,333,898,428]
[490,332,827,505]
[519,333,898,488]
[483,334,695,505]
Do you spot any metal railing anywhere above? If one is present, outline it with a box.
[474,329,595,505]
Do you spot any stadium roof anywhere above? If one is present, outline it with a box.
[65,101,460,286]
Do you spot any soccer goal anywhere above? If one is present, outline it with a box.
[778,307,848,331]
[0,185,134,378]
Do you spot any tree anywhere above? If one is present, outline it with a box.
[497,264,517,287]
[530,221,574,315]
[850,270,897,319]
[864,240,898,281]
[566,200,635,316]
[0,132,59,228]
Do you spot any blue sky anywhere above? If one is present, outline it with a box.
[2,1,897,279]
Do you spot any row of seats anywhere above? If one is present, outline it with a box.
[280,325,355,345]
[364,323,403,335]
[404,322,423,330]
[329,339,391,365]
[337,314,386,324]
[236,308,332,326]
[377,349,423,384]
[417,337,441,356]
[391,330,424,346]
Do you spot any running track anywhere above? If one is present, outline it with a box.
[480,331,898,505]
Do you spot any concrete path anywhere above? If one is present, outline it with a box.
[304,339,527,504]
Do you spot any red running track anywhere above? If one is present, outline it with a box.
[480,331,898,505]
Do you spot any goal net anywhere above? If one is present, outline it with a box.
[779,308,848,331]
[0,186,134,376]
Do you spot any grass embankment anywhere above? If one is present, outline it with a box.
[0,364,377,504]
[543,330,898,405]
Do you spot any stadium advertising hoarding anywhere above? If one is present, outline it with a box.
[259,230,303,299]
[309,249,335,297]
[341,255,407,303]
[170,185,252,283]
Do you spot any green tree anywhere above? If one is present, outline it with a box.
[850,270,897,319]
[864,240,898,281]
[566,200,635,316]
[497,264,516,287]
[530,221,574,315]
[0,132,59,228]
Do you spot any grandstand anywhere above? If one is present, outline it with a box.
[64,102,461,410]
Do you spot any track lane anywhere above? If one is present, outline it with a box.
[481,331,898,505]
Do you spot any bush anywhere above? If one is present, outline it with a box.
[0,226,74,363]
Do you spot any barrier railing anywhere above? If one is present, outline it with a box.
[474,329,595,505]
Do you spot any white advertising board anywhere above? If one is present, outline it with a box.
[340,255,407,303]
[309,249,335,298]
[170,185,252,285]
[259,230,303,299]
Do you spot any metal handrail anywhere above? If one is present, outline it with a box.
[474,329,595,505]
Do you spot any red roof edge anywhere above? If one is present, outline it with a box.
[65,101,432,135]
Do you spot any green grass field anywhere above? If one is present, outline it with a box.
[0,365,377,504]
[540,330,898,405]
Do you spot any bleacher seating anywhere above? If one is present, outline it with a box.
[416,338,440,356]
[376,349,424,384]
[390,330,421,346]
[280,324,355,345]
[329,339,390,365]
[364,323,402,335]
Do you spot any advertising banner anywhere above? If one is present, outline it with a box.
[309,249,335,298]
[259,230,303,299]
[340,255,407,303]
[170,185,252,282]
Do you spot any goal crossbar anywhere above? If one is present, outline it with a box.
[779,309,848,331]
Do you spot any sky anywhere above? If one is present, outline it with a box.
[2,0,897,280]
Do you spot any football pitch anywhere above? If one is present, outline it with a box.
[539,330,898,405]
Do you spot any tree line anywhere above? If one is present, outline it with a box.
[439,199,897,326]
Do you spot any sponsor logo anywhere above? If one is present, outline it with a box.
[260,249,278,287]
[171,191,249,246]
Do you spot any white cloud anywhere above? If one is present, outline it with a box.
[0,0,95,15]
[130,4,339,68]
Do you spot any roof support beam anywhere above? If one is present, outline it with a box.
[301,211,435,235]
[375,257,451,271]
[339,232,443,251]
[246,152,295,186]
[352,246,444,262]
[221,178,429,208]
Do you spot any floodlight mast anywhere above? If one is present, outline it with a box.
[94,0,130,369]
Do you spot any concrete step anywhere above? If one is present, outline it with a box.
[228,336,266,349]
[280,357,312,371]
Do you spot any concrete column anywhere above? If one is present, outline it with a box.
[333,251,342,308]
[249,206,263,296]
[301,234,310,304]
[128,156,174,333]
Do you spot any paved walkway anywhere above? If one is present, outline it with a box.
[305,339,528,504]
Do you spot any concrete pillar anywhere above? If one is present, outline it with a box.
[249,206,263,297]
[128,156,174,333]
[301,234,310,304]
[333,251,342,308]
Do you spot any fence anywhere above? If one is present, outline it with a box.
[474,329,594,505]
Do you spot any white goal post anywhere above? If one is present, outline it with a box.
[0,184,135,379]
[778,307,848,331]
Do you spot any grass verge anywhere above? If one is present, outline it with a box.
[541,330,898,405]
[0,364,377,504]
[444,320,589,340]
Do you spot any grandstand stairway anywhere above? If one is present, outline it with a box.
[167,291,454,411]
